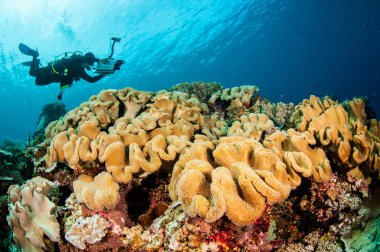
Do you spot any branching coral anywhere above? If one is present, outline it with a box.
[7,177,60,251]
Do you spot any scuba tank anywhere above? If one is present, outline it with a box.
[50,51,83,76]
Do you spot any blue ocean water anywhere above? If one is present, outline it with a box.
[0,0,379,144]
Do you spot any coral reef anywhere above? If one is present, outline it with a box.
[339,187,380,251]
[3,83,380,251]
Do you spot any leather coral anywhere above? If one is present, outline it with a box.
[7,177,60,252]
[170,136,292,226]
[291,95,378,176]
[73,171,120,211]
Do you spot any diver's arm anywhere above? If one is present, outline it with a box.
[80,71,105,83]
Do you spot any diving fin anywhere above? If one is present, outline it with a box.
[21,61,32,66]
[21,58,40,66]
[19,43,39,58]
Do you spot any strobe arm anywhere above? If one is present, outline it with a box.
[109,37,121,58]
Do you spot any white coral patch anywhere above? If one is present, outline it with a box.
[65,214,111,250]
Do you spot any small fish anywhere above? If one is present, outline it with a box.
[259,130,266,144]
[269,116,284,129]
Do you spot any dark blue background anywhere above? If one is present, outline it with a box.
[146,0,380,114]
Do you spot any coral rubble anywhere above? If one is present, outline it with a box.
[4,81,380,251]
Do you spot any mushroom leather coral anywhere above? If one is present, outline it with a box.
[264,129,331,186]
[7,177,60,252]
[170,136,295,226]
[221,85,259,107]
[43,88,208,183]
[73,171,120,211]
[368,119,380,176]
[45,89,122,141]
[347,98,367,124]
[227,113,274,139]
[291,95,378,176]
[116,88,152,121]
[290,95,337,132]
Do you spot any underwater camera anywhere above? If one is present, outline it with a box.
[94,37,125,74]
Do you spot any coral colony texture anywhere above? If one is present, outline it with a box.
[5,82,380,251]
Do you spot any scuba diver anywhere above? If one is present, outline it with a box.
[19,38,124,100]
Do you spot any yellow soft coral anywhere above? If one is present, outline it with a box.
[292,96,375,172]
[227,113,274,139]
[170,136,292,226]
[264,129,331,186]
[36,85,380,230]
[347,98,367,124]
[116,87,152,122]
[73,171,120,211]
[43,87,207,183]
[221,85,259,108]
[98,133,191,183]
[290,95,336,132]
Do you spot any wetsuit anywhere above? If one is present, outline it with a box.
[29,54,104,88]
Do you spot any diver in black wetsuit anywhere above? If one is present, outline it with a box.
[19,43,106,100]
